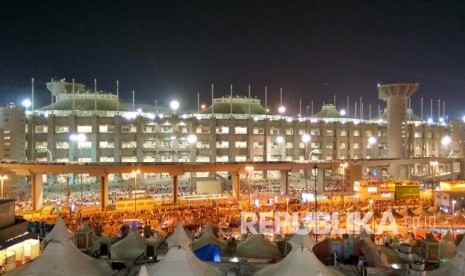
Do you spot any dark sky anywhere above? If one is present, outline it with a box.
[1,1,465,119]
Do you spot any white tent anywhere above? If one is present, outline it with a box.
[43,217,73,243]
[167,223,192,248]
[255,247,345,276]
[111,229,146,260]
[439,231,456,259]
[147,246,222,276]
[288,225,316,250]
[9,240,112,276]
[236,234,281,260]
[192,227,227,252]
[138,265,149,276]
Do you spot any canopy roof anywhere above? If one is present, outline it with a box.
[10,240,112,276]
[255,247,345,276]
[192,227,227,252]
[236,234,281,259]
[111,229,147,259]
[167,223,192,248]
[43,217,73,243]
[147,246,221,276]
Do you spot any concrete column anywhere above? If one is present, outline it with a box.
[280,170,289,195]
[32,174,43,210]
[460,159,465,180]
[99,175,109,211]
[316,168,325,193]
[231,172,240,201]
[172,175,178,204]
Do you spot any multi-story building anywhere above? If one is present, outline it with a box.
[0,104,26,160]
[10,80,462,184]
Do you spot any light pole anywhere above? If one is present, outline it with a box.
[367,136,377,159]
[430,161,438,206]
[170,100,179,115]
[132,169,140,214]
[276,135,284,161]
[0,175,8,199]
[302,134,311,192]
[452,199,457,231]
[313,163,318,242]
[340,162,348,205]
[441,135,452,157]
[187,134,197,193]
[369,199,374,235]
[70,133,87,203]
[36,147,52,162]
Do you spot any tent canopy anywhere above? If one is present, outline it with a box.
[148,246,221,276]
[43,217,73,243]
[236,234,281,260]
[111,229,147,259]
[167,223,192,249]
[9,240,112,276]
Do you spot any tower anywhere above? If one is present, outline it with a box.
[378,83,419,159]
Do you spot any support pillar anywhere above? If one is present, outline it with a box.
[231,172,240,201]
[280,170,289,195]
[99,175,109,211]
[172,175,178,204]
[32,174,43,210]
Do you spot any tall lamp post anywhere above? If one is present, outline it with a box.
[430,161,438,206]
[187,134,197,193]
[302,134,311,192]
[369,199,374,235]
[36,148,53,162]
[313,163,318,242]
[0,175,8,199]
[340,162,348,205]
[367,136,377,159]
[276,135,284,161]
[132,169,140,214]
[70,133,87,203]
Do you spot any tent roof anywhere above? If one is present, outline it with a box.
[138,265,149,276]
[167,223,192,249]
[43,217,73,243]
[147,246,221,276]
[236,234,281,259]
[288,224,316,250]
[192,231,226,251]
[111,229,147,259]
[255,248,345,276]
[10,240,112,276]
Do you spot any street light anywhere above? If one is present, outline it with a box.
[70,133,87,203]
[302,134,311,159]
[430,161,438,206]
[187,134,197,193]
[340,162,348,205]
[369,199,374,235]
[22,99,32,111]
[441,135,452,157]
[0,175,8,199]
[36,147,53,162]
[313,163,318,242]
[132,169,140,214]
[367,136,377,159]
[170,100,180,115]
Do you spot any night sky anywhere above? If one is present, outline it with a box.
[1,1,465,119]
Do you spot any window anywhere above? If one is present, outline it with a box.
[325,129,334,136]
[353,130,360,137]
[99,125,114,133]
[121,124,137,133]
[340,143,346,149]
[353,143,359,149]
[77,125,92,133]
[235,126,247,134]
[253,127,264,134]
[365,130,373,137]
[55,126,69,133]
[35,125,48,133]
[311,128,320,136]
[340,129,348,137]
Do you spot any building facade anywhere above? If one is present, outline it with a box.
[10,80,463,178]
